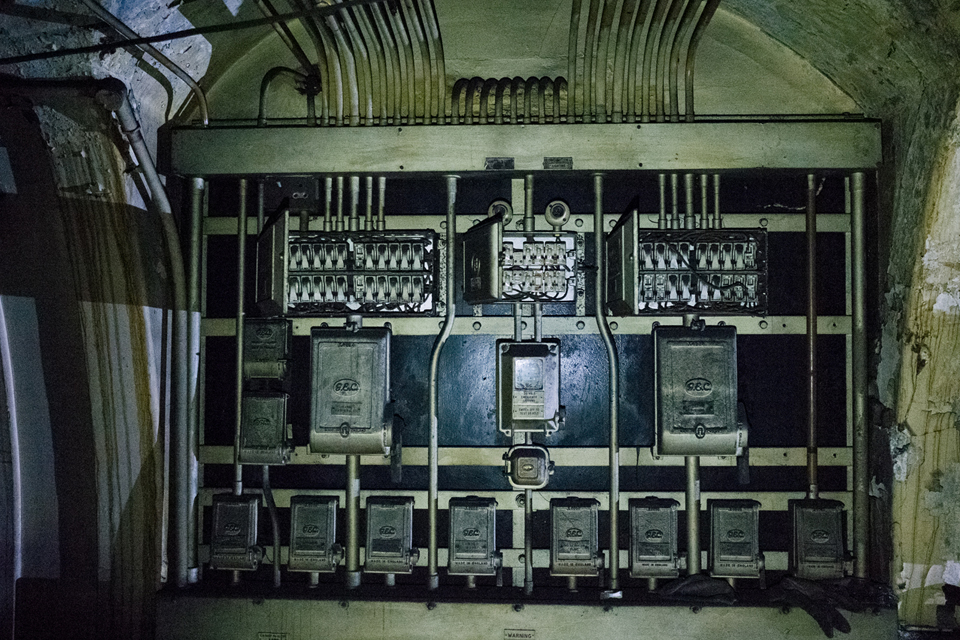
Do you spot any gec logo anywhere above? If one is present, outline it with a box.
[684,378,713,397]
[301,524,320,536]
[462,528,481,538]
[644,529,664,541]
[379,526,397,537]
[333,379,361,397]
[565,528,584,538]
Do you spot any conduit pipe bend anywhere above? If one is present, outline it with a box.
[427,175,459,590]
[257,67,315,126]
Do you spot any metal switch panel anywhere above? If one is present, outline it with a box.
[550,498,603,578]
[709,499,765,581]
[497,340,562,436]
[448,497,502,577]
[239,392,292,465]
[629,497,682,579]
[503,444,553,489]
[654,324,743,456]
[243,318,292,380]
[309,326,392,455]
[365,497,419,574]
[607,208,640,316]
[256,210,289,316]
[463,215,503,304]
[288,496,343,573]
[210,494,261,571]
[789,499,847,580]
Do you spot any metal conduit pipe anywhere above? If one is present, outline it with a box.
[312,14,345,126]
[640,0,670,122]
[285,0,330,125]
[365,176,374,230]
[450,78,468,124]
[325,9,361,126]
[685,455,701,573]
[700,173,708,229]
[712,174,720,228]
[263,466,281,587]
[185,177,203,586]
[414,0,441,122]
[684,173,695,229]
[257,66,309,126]
[234,179,248,497]
[851,172,868,579]
[539,76,550,123]
[420,0,449,123]
[511,76,524,124]
[806,174,819,499]
[346,454,361,588]
[353,4,388,124]
[524,174,535,234]
[658,173,667,229]
[655,0,685,121]
[428,175,459,590]
[567,0,583,122]
[255,0,317,78]
[337,176,345,231]
[467,76,484,124]
[80,0,210,125]
[524,77,537,124]
[595,0,617,122]
[494,78,508,124]
[324,176,333,231]
[670,0,704,120]
[480,78,497,124]
[368,3,401,124]
[557,78,568,122]
[611,0,639,123]
[350,175,361,231]
[670,173,679,228]
[400,0,429,123]
[683,0,720,122]
[593,173,620,590]
[386,2,416,125]
[377,176,387,230]
[626,0,656,121]
[335,0,374,123]
[583,0,602,122]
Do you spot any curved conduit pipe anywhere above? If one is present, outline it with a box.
[386,1,416,124]
[594,0,617,121]
[510,76,524,124]
[351,3,388,124]
[655,0,686,121]
[413,0,440,122]
[80,0,209,125]
[640,0,670,122]
[611,0,639,123]
[282,0,329,125]
[466,76,484,124]
[419,0,448,123]
[427,175,458,590]
[450,77,468,124]
[479,78,497,124]
[255,0,319,82]
[257,67,313,126]
[325,8,361,126]
[683,0,720,122]
[494,78,508,124]
[669,0,703,120]
[399,0,428,123]
[289,0,340,125]
[593,174,620,591]
[582,0,601,122]
[368,3,402,124]
[567,0,582,122]
[336,0,375,123]
[626,0,655,121]
[523,76,537,124]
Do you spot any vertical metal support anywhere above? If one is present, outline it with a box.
[700,174,708,230]
[685,455,700,574]
[365,176,374,231]
[324,176,333,232]
[427,175,459,590]
[336,175,345,231]
[346,454,361,588]
[806,174,819,499]
[257,180,265,233]
[593,173,620,591]
[524,487,534,595]
[851,172,869,578]
[684,173,694,230]
[377,176,387,230]
[349,175,360,231]
[534,303,543,343]
[233,179,247,497]
[670,173,679,229]
[712,174,720,229]
[179,176,205,587]
[524,174,535,234]
[658,174,667,229]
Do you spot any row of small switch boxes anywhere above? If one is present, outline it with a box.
[638,241,758,272]
[208,494,846,582]
[501,241,570,268]
[288,274,427,305]
[638,273,760,304]
[289,242,427,272]
[501,269,570,296]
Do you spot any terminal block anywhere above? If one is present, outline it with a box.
[709,499,765,585]
[550,498,603,579]
[789,498,849,580]
[629,497,682,579]
[365,497,419,575]
[448,497,502,580]
[238,392,293,465]
[209,494,261,572]
[288,496,343,574]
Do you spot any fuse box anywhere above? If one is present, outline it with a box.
[629,497,682,579]
[242,318,291,380]
[789,498,848,580]
[365,497,419,574]
[653,324,744,456]
[709,499,765,583]
[550,498,603,578]
[496,340,562,436]
[503,444,553,489]
[288,496,343,574]
[448,497,502,578]
[238,392,292,465]
[309,326,393,455]
[209,494,261,572]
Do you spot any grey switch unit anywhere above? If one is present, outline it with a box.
[789,499,848,580]
[243,318,291,380]
[448,497,502,577]
[550,498,603,578]
[288,496,343,573]
[239,392,292,465]
[629,497,682,579]
[309,326,393,455]
[365,497,419,574]
[503,444,553,489]
[497,340,562,436]
[709,499,765,582]
[654,324,744,456]
[210,494,261,572]
[256,210,289,316]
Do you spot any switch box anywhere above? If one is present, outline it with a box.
[288,496,343,573]
[365,497,419,574]
[550,498,603,578]
[243,318,291,380]
[629,497,682,579]
[654,324,743,456]
[256,210,289,317]
[709,499,765,582]
[309,326,393,455]
[789,499,847,580]
[210,494,261,572]
[448,497,502,577]
[239,392,292,465]
[497,340,562,436]
[503,444,553,489]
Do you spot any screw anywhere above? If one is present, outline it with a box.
[609,321,618,331]
[759,320,768,329]
[340,600,349,609]
[576,321,585,330]
[575,218,584,228]
[426,602,437,611]
[473,321,482,331]
[515,494,526,507]
[513,604,524,612]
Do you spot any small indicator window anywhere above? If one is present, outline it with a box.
[514,358,544,391]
